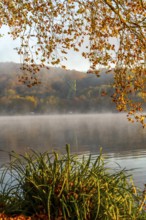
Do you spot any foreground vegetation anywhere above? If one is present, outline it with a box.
[0,145,146,220]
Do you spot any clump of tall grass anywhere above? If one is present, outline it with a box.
[0,145,145,219]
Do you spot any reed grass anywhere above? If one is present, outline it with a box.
[0,145,145,220]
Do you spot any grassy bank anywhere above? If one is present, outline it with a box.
[0,145,146,220]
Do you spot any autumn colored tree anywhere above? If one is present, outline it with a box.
[0,0,146,126]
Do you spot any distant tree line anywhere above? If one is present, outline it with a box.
[0,63,145,115]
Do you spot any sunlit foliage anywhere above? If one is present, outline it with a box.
[0,0,146,126]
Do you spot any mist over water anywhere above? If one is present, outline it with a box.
[0,113,146,187]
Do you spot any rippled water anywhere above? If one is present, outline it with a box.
[0,114,146,188]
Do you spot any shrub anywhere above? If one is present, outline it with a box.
[0,145,145,220]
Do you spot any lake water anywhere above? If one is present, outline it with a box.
[0,114,146,188]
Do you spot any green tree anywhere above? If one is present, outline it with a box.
[0,0,146,126]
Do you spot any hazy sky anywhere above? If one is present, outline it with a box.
[0,25,118,71]
[0,26,91,71]
[0,26,21,63]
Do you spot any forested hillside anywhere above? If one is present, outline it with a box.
[0,62,143,115]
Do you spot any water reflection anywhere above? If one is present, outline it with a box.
[0,114,146,187]
[104,150,146,188]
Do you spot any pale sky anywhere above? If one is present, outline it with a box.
[0,26,91,72]
[0,26,21,63]
[0,26,118,71]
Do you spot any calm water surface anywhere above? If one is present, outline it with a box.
[0,114,146,188]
